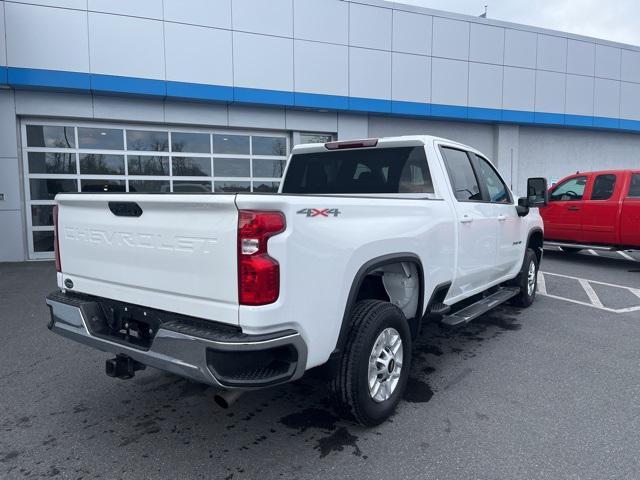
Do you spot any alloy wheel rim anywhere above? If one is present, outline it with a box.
[527,260,537,296]
[368,327,403,403]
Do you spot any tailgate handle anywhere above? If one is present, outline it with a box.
[109,202,143,217]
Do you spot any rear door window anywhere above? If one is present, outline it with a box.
[440,147,482,202]
[590,174,617,200]
[281,146,433,194]
[550,176,587,201]
[628,174,640,198]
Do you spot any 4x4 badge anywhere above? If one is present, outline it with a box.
[296,208,341,217]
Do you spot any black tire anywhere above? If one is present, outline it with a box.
[510,248,539,308]
[559,246,582,253]
[329,300,411,426]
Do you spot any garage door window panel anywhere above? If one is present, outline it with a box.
[29,178,78,200]
[78,127,124,150]
[214,158,250,177]
[253,136,287,156]
[27,125,75,148]
[31,205,55,227]
[213,134,250,154]
[127,156,170,176]
[214,181,251,192]
[252,159,286,178]
[172,157,212,177]
[28,152,77,174]
[79,154,125,175]
[171,132,211,154]
[81,180,126,192]
[127,130,169,152]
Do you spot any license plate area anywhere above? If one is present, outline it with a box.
[86,300,162,350]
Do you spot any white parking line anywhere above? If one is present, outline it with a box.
[536,271,547,295]
[578,279,603,308]
[537,271,640,314]
[617,251,636,261]
[587,249,598,256]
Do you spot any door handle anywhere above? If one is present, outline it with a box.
[567,206,581,211]
[497,215,507,222]
[460,214,474,224]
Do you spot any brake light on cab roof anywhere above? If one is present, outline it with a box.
[324,138,379,150]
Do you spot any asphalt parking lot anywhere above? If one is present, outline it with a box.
[1,251,639,480]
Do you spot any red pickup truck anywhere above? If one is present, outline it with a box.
[539,169,640,252]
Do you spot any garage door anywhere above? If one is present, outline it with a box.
[21,120,289,259]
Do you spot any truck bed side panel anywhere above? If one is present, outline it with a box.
[235,194,456,368]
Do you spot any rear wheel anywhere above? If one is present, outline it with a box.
[329,300,411,426]
[559,246,582,253]
[510,248,539,308]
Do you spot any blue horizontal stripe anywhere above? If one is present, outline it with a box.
[349,97,392,113]
[564,114,593,127]
[431,104,467,119]
[502,109,535,123]
[91,74,166,96]
[392,100,430,116]
[166,81,233,102]
[534,112,565,125]
[593,116,619,129]
[294,92,349,110]
[234,87,294,106]
[619,119,640,132]
[8,67,90,91]
[3,66,639,135]
[468,107,501,121]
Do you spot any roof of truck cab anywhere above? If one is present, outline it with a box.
[560,169,640,177]
[290,135,480,155]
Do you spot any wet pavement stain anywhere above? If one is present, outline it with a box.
[477,314,522,331]
[279,408,339,433]
[316,427,362,458]
[403,377,434,403]
[0,450,21,463]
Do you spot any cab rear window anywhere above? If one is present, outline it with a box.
[281,146,433,194]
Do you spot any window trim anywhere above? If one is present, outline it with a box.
[549,175,589,202]
[589,173,617,201]
[470,153,514,205]
[627,173,640,198]
[438,145,485,204]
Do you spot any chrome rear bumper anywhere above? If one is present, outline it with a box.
[46,291,307,389]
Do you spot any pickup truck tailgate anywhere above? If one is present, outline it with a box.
[56,194,239,325]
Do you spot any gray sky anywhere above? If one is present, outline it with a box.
[398,0,640,46]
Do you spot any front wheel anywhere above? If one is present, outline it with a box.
[329,300,411,426]
[510,248,539,308]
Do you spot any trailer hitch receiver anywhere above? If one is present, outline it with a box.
[106,354,146,379]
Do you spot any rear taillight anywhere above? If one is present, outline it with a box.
[53,205,61,272]
[238,210,285,306]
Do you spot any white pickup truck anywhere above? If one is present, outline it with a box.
[46,135,547,426]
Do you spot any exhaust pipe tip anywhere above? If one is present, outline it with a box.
[214,389,244,409]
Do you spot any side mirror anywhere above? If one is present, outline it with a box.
[526,177,548,207]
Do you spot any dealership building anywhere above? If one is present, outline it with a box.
[1,0,640,262]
